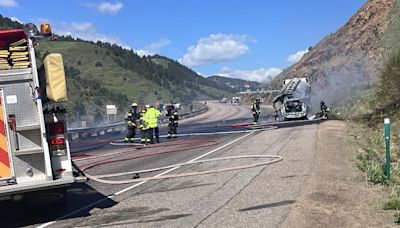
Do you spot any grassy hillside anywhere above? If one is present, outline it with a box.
[342,1,400,222]
[37,41,171,102]
[0,15,234,126]
[0,15,22,30]
[35,40,233,125]
[381,0,400,51]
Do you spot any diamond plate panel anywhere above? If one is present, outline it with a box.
[3,82,40,127]
[12,154,46,183]
[0,73,33,84]
[16,129,42,151]
[0,68,32,77]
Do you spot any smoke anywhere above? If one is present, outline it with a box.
[291,80,311,105]
[310,58,373,114]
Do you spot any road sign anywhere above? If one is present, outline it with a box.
[106,105,117,115]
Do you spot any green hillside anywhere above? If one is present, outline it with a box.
[35,40,231,124]
[36,41,170,104]
[0,15,22,30]
[0,15,233,126]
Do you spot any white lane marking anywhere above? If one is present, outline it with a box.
[36,131,255,228]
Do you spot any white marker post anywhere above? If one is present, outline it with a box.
[384,118,390,180]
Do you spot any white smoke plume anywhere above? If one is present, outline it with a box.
[309,58,373,114]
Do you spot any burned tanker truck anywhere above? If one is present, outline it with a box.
[272,78,311,121]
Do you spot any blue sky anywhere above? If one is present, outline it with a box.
[1,0,367,82]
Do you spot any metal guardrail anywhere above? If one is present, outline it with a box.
[67,107,209,141]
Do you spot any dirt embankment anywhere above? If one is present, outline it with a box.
[280,121,394,228]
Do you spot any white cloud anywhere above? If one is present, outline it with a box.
[218,66,282,83]
[10,17,23,24]
[179,33,253,68]
[287,49,309,63]
[90,2,123,15]
[36,18,50,24]
[0,0,17,7]
[35,19,169,55]
[54,22,125,46]
[134,38,171,56]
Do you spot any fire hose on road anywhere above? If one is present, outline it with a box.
[109,125,278,145]
[83,155,283,185]
[71,119,326,185]
[72,126,278,161]
[73,126,283,185]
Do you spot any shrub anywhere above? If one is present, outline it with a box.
[375,51,400,109]
[384,198,400,210]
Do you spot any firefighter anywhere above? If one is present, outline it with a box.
[144,104,161,144]
[138,106,148,144]
[251,98,261,124]
[166,104,179,139]
[124,103,138,143]
[320,101,330,119]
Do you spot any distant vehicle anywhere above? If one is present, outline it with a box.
[220,98,228,103]
[174,103,182,110]
[272,78,311,121]
[231,97,241,106]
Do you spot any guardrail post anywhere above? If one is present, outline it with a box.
[384,118,391,180]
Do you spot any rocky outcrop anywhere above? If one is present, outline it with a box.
[275,0,395,109]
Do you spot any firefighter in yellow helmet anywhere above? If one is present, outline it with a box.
[144,104,161,144]
[124,103,138,143]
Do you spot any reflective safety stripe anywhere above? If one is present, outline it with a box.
[0,96,11,179]
[144,108,161,128]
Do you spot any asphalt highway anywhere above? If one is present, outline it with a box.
[0,101,322,228]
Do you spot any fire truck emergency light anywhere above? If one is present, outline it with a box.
[40,23,52,36]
